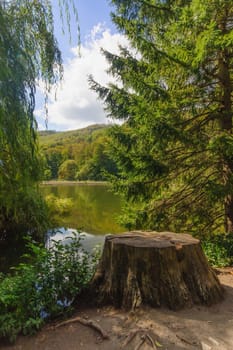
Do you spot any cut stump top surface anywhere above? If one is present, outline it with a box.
[105,231,199,249]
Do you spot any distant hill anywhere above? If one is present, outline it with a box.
[38,124,110,146]
[38,124,118,181]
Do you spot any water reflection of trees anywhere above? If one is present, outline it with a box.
[41,185,124,234]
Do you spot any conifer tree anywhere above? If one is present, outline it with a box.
[91,0,233,234]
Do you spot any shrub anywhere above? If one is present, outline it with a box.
[202,233,233,267]
[0,234,99,342]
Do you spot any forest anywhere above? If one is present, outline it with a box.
[1,0,232,241]
[0,0,233,345]
[39,124,118,181]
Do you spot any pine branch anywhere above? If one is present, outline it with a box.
[140,0,172,13]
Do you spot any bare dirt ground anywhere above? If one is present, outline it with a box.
[1,268,233,350]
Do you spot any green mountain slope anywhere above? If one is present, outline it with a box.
[39,124,110,146]
[38,124,117,181]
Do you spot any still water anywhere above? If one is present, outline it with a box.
[41,183,124,234]
[41,184,124,252]
[42,183,125,254]
[0,184,124,272]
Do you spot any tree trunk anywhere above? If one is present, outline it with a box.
[90,231,224,310]
[218,14,233,232]
[224,192,233,233]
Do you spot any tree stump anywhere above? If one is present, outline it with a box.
[90,231,224,310]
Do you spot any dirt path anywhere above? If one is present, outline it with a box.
[1,269,233,350]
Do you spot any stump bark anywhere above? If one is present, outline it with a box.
[91,231,224,310]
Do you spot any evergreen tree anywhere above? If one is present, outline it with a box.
[0,0,77,238]
[91,0,233,235]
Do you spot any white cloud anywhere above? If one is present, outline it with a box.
[36,24,129,131]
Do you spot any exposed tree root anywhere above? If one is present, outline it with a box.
[176,334,198,346]
[52,316,109,339]
[121,329,142,348]
[146,334,157,349]
[122,328,157,349]
[134,335,146,350]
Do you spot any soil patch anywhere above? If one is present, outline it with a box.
[1,268,233,350]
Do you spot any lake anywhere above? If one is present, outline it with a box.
[41,183,124,234]
[0,183,124,272]
[42,183,125,253]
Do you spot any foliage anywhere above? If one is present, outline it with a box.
[91,0,233,235]
[43,168,52,180]
[0,187,49,241]
[45,194,73,227]
[58,159,78,180]
[0,234,99,342]
[202,233,233,267]
[44,151,64,179]
[39,125,119,181]
[76,136,118,181]
[0,0,78,239]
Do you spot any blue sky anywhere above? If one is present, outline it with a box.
[36,0,127,131]
[52,0,115,61]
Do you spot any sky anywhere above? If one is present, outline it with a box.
[36,0,127,131]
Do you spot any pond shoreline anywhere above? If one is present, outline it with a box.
[40,180,108,186]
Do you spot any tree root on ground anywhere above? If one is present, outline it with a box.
[52,316,109,339]
[122,328,158,349]
[176,333,198,346]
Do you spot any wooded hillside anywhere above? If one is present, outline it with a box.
[39,124,118,181]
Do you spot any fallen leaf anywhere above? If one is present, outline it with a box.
[155,340,163,347]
